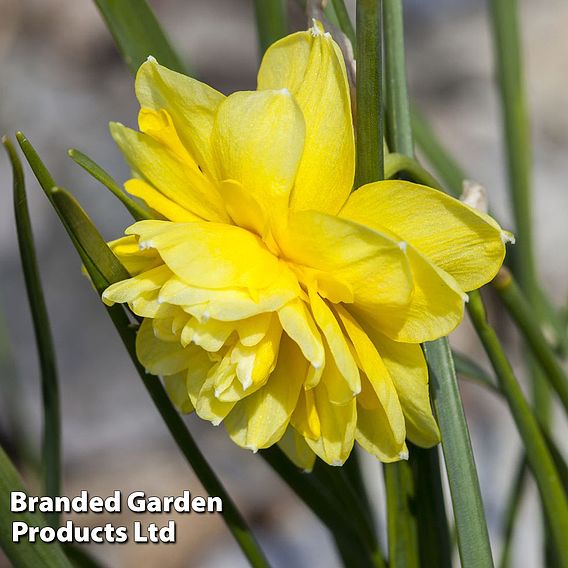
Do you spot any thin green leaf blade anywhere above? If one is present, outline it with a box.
[68,149,150,221]
[3,137,61,529]
[0,445,72,568]
[93,0,186,75]
[252,0,288,57]
[425,338,495,568]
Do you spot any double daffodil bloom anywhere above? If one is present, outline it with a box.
[103,23,509,468]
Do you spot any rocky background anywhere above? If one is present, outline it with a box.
[1,0,567,566]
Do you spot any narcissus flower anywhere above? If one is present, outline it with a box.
[103,23,509,468]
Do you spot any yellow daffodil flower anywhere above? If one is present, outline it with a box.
[103,23,509,469]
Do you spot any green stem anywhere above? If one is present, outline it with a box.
[383,462,419,568]
[355,0,383,187]
[467,291,568,567]
[493,269,568,414]
[410,446,452,568]
[384,0,412,156]
[424,339,495,568]
[3,138,61,529]
[252,0,288,56]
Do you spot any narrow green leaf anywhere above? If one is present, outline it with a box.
[425,338,495,568]
[93,0,186,75]
[18,135,271,568]
[0,444,72,568]
[252,0,288,57]
[68,149,150,221]
[494,270,568,415]
[51,188,131,285]
[383,462,419,568]
[3,137,61,529]
[467,291,568,566]
[410,446,452,568]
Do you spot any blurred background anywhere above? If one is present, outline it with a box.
[0,0,567,566]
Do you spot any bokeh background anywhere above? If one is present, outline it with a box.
[1,0,567,566]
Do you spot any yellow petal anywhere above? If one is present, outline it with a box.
[218,179,268,239]
[125,179,198,222]
[210,89,305,223]
[236,313,273,347]
[282,210,413,309]
[126,220,286,290]
[277,298,325,371]
[291,387,321,440]
[278,427,317,472]
[135,58,225,177]
[224,336,307,451]
[371,332,441,448]
[334,305,406,447]
[164,372,194,414]
[138,107,193,163]
[180,317,234,351]
[103,264,172,306]
[159,275,299,322]
[230,314,282,390]
[136,318,195,375]
[320,343,356,405]
[110,122,228,223]
[195,357,237,424]
[356,401,408,463]
[186,348,216,407]
[108,235,162,276]
[309,290,360,397]
[354,244,466,343]
[258,24,354,214]
[340,180,506,291]
[305,383,357,466]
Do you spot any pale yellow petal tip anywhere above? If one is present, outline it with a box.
[146,55,158,64]
[501,230,516,245]
[398,241,407,253]
[310,18,331,39]
[399,450,409,461]
[463,293,470,304]
[331,459,344,467]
